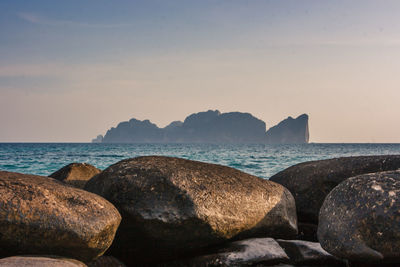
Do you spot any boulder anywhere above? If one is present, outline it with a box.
[270,155,400,223]
[318,171,400,263]
[0,171,121,263]
[84,156,297,264]
[0,256,87,267]
[49,163,101,189]
[277,239,345,265]
[169,238,290,266]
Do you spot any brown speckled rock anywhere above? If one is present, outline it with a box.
[0,256,87,267]
[84,156,297,264]
[49,163,101,189]
[270,155,400,224]
[0,171,121,263]
[318,171,400,263]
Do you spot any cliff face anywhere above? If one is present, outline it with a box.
[95,110,309,144]
[265,114,309,144]
[102,119,163,143]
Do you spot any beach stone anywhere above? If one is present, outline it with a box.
[85,156,297,264]
[88,256,126,267]
[0,256,87,267]
[318,171,400,263]
[0,171,121,263]
[277,239,345,265]
[169,238,290,266]
[49,163,101,189]
[270,155,400,224]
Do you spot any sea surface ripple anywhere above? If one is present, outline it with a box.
[0,143,400,179]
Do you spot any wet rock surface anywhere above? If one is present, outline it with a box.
[0,256,87,267]
[49,163,101,189]
[0,171,121,263]
[270,155,400,224]
[318,170,400,264]
[277,239,345,266]
[85,156,297,264]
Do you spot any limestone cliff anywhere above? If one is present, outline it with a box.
[265,114,309,144]
[93,110,309,144]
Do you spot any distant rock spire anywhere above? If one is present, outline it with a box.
[265,114,309,144]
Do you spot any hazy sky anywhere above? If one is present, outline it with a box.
[1,0,399,142]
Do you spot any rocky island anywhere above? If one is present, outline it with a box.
[92,110,309,144]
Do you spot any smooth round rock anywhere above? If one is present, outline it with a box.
[0,171,121,263]
[49,163,101,189]
[0,256,87,267]
[85,156,297,264]
[270,155,400,223]
[318,171,400,263]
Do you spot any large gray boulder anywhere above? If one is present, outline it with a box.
[0,171,121,263]
[0,256,87,267]
[270,155,400,224]
[318,171,400,263]
[49,163,101,189]
[85,156,297,264]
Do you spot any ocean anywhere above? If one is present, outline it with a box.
[0,143,400,179]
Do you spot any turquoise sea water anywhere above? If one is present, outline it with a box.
[0,143,400,179]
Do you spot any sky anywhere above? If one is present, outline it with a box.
[0,0,399,143]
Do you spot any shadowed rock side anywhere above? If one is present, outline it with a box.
[88,256,126,267]
[265,114,309,144]
[270,155,400,224]
[318,171,400,264]
[96,110,309,144]
[0,256,87,267]
[49,163,101,189]
[0,171,121,263]
[84,156,297,264]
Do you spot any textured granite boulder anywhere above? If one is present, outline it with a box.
[170,238,290,266]
[318,171,400,263]
[277,240,345,266]
[0,256,87,267]
[0,171,121,263]
[85,156,297,264]
[270,155,400,223]
[49,163,101,189]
